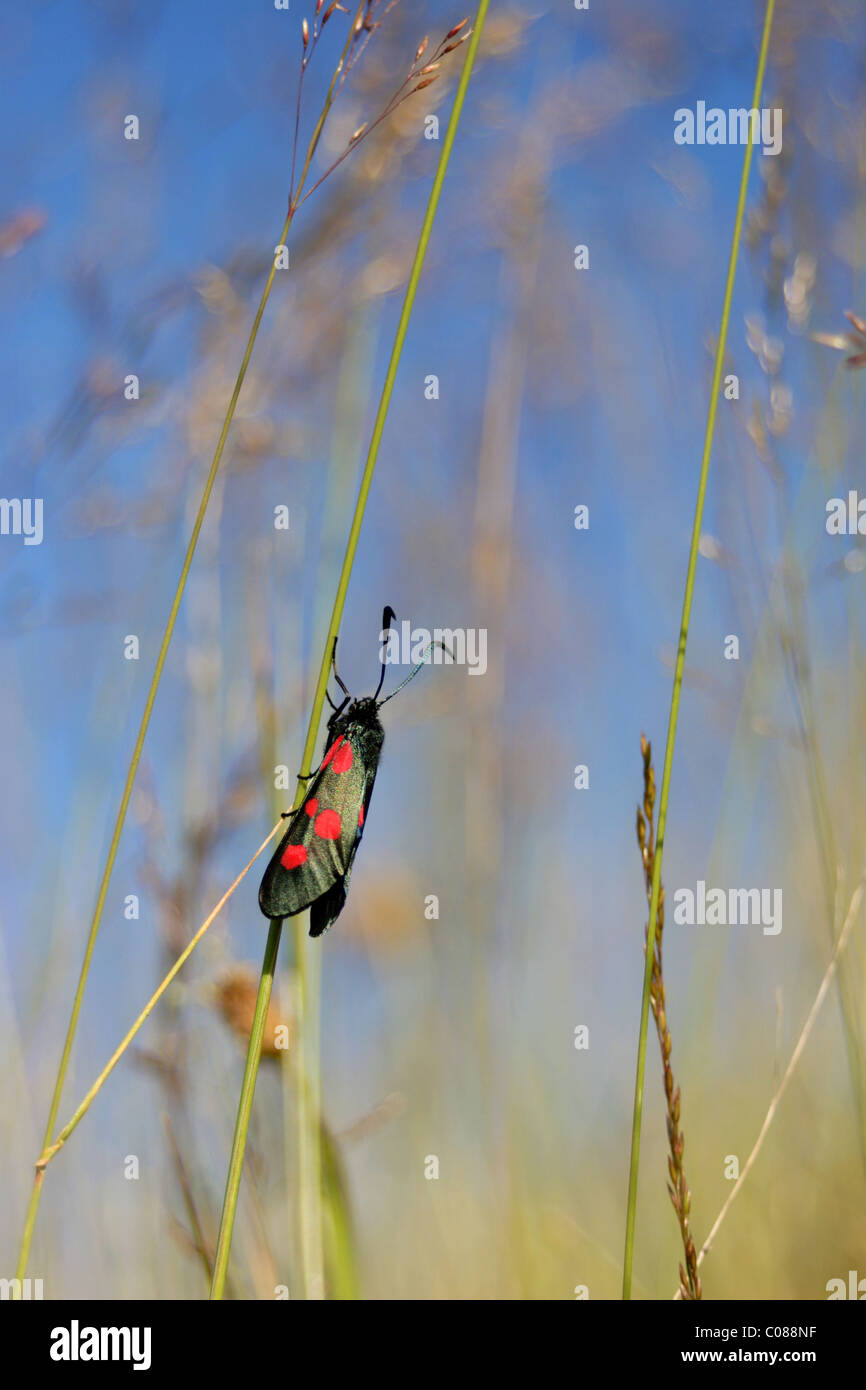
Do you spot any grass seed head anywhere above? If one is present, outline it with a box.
[443,29,472,54]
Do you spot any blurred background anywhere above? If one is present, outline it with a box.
[2,0,866,1300]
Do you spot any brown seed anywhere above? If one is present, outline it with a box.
[443,29,472,53]
[844,309,866,337]
[445,19,468,39]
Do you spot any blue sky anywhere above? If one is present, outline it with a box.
[2,0,864,1295]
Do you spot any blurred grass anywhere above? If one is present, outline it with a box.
[3,0,866,1301]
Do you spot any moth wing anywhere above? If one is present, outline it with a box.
[258,758,333,920]
[309,762,378,937]
[258,730,373,921]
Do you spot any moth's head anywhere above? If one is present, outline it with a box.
[350,695,382,723]
[328,695,381,735]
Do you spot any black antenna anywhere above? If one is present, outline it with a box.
[330,636,350,700]
[374,606,396,701]
[325,636,351,716]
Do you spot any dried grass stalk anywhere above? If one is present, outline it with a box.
[637,733,701,1301]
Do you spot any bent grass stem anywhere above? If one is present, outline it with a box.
[208,0,491,1300]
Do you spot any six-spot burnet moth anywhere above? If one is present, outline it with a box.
[259,606,452,937]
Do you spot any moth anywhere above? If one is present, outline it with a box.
[259,607,448,936]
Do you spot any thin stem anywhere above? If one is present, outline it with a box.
[295,925,324,1297]
[674,876,865,1297]
[774,576,866,1164]
[297,32,468,212]
[296,75,412,210]
[637,735,700,1299]
[289,56,308,206]
[621,0,776,1301]
[14,206,293,1289]
[210,918,283,1300]
[292,1,366,208]
[33,819,284,1173]
[164,1114,215,1289]
[208,0,490,1299]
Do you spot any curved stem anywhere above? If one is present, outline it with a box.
[674,876,865,1297]
[208,0,491,1299]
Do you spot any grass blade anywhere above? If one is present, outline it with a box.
[208,0,491,1301]
[621,0,776,1301]
[15,206,294,1289]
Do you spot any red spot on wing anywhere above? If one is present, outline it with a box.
[358,805,364,827]
[305,798,318,816]
[314,809,342,840]
[331,741,353,773]
[281,843,307,871]
[322,736,344,768]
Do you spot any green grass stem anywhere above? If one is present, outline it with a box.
[207,0,491,1300]
[15,206,294,1291]
[621,0,776,1301]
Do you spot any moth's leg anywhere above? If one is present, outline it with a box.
[280,770,315,817]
